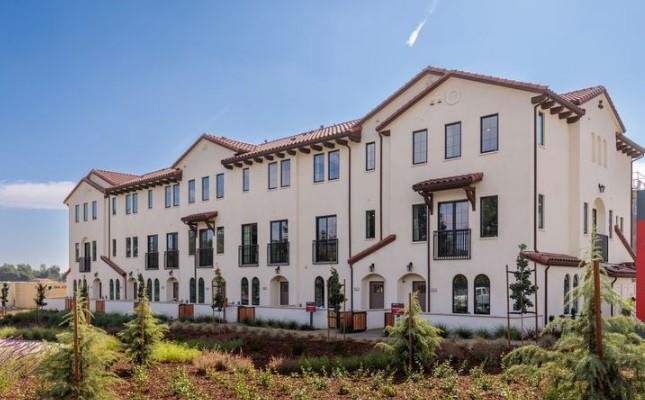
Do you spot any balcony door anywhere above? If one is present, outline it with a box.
[280,281,289,305]
[436,200,470,259]
[369,281,385,309]
[315,215,337,263]
[147,235,159,269]
[166,233,178,268]
[199,229,213,267]
[240,223,258,265]
[269,220,288,265]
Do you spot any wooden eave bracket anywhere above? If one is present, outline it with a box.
[421,192,434,215]
[464,186,476,211]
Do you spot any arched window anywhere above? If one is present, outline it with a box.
[474,274,490,314]
[315,277,325,307]
[241,278,249,305]
[154,279,160,302]
[189,278,196,303]
[115,280,121,300]
[564,274,571,314]
[452,274,468,313]
[212,278,226,305]
[73,280,77,294]
[251,277,260,305]
[572,274,579,315]
[147,279,153,300]
[109,279,114,300]
[198,278,205,304]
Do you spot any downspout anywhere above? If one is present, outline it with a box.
[533,103,541,324]
[610,276,618,316]
[342,142,354,311]
[426,202,431,313]
[544,265,551,325]
[378,132,384,240]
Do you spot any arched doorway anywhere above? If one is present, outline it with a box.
[361,273,386,310]
[92,278,102,300]
[397,273,426,312]
[270,276,289,306]
[166,277,179,302]
[127,277,137,301]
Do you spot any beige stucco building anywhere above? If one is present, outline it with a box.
[1,279,67,309]
[61,66,643,330]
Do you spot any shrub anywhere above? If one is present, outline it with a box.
[437,340,468,364]
[290,340,305,357]
[151,341,201,363]
[453,327,473,339]
[432,360,460,398]
[272,351,394,375]
[193,350,254,374]
[493,325,521,341]
[240,317,314,331]
[0,326,60,342]
[473,328,491,339]
[469,339,509,369]
[433,323,450,338]
[171,367,204,400]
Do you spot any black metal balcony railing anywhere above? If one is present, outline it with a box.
[78,257,91,273]
[312,239,338,264]
[165,250,179,269]
[433,229,471,260]
[267,241,289,265]
[597,234,609,262]
[239,244,259,266]
[198,247,213,267]
[145,252,159,269]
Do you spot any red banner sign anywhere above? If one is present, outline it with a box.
[391,303,405,315]
[305,302,317,312]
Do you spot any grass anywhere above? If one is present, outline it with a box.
[240,317,314,331]
[151,341,201,363]
[178,338,243,352]
[270,351,396,374]
[493,326,522,341]
[0,326,61,342]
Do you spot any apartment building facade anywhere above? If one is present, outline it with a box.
[63,66,643,329]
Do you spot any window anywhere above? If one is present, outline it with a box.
[583,202,589,234]
[480,196,498,237]
[125,195,131,215]
[268,162,278,189]
[188,230,196,256]
[281,159,291,187]
[146,279,152,300]
[216,227,224,254]
[202,177,209,201]
[592,208,597,230]
[328,150,340,180]
[241,278,249,305]
[115,280,120,300]
[92,241,97,261]
[189,278,196,303]
[75,204,79,222]
[198,278,205,304]
[165,186,171,208]
[269,220,288,265]
[481,114,498,153]
[537,111,545,146]
[314,215,337,263]
[173,184,180,206]
[83,202,88,221]
[188,179,196,203]
[112,239,116,257]
[148,190,153,209]
[109,279,114,300]
[412,130,427,164]
[75,243,80,261]
[474,274,490,314]
[445,122,461,159]
[133,237,138,257]
[365,142,376,171]
[620,217,624,232]
[609,210,613,238]
[91,201,97,220]
[453,275,468,313]
[316,216,337,241]
[271,220,288,242]
[216,173,224,198]
[537,194,545,229]
[242,168,250,192]
[166,233,178,252]
[154,279,160,302]
[315,277,325,307]
[251,277,260,305]
[365,210,376,239]
[313,153,325,182]
[564,274,570,314]
[111,198,116,215]
[147,235,158,256]
[241,223,258,266]
[412,204,427,242]
[572,274,579,315]
[132,193,138,214]
[126,237,132,258]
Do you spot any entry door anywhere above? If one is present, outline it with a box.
[279,281,289,305]
[172,281,179,302]
[413,281,426,312]
[369,281,385,309]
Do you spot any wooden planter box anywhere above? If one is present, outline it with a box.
[237,306,255,322]
[95,300,105,314]
[384,312,394,328]
[178,304,194,320]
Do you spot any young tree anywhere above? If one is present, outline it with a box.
[118,278,167,366]
[37,291,119,399]
[327,268,345,330]
[0,282,9,317]
[211,268,226,322]
[503,230,645,399]
[137,273,146,300]
[34,281,49,324]
[509,243,536,341]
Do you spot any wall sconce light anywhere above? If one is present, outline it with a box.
[598,183,606,193]
[407,262,413,272]
[369,263,375,273]
[275,266,281,274]
[168,270,173,276]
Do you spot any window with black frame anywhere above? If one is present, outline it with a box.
[480,114,498,153]
[166,232,178,269]
[365,210,376,239]
[146,235,159,269]
[474,274,490,314]
[268,162,278,189]
[480,196,498,237]
[314,215,337,263]
[313,153,325,182]
[436,200,470,259]
[365,142,375,171]
[198,229,213,267]
[251,277,260,305]
[315,276,325,307]
[412,130,427,164]
[268,220,288,265]
[188,179,196,203]
[240,223,258,266]
[445,122,461,159]
[453,275,468,313]
[412,204,427,242]
[328,150,340,180]
[281,159,291,187]
[216,227,224,254]
[241,277,249,305]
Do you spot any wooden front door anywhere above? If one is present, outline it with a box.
[279,281,289,305]
[413,281,427,312]
[369,281,385,309]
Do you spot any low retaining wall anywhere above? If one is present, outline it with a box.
[43,297,66,312]
[253,306,328,329]
[419,313,544,332]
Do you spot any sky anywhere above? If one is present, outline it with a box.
[1,0,645,270]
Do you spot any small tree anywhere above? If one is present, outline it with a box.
[379,291,442,372]
[0,282,9,317]
[509,243,536,341]
[137,274,146,300]
[211,268,226,323]
[327,268,345,330]
[34,281,49,324]
[118,278,167,366]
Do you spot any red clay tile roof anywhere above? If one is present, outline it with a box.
[521,251,581,267]
[412,172,484,193]
[559,85,626,132]
[105,168,183,194]
[203,134,257,153]
[604,262,636,278]
[616,135,644,158]
[91,169,140,186]
[180,211,218,224]
[100,256,127,276]
[348,234,397,265]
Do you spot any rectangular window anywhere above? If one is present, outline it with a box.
[201,177,209,201]
[165,186,171,208]
[92,240,97,261]
[133,236,138,258]
[132,193,138,214]
[91,201,97,220]
[281,159,291,187]
[166,232,178,251]
[242,168,250,192]
[328,150,340,180]
[481,114,499,153]
[268,162,278,189]
[438,200,469,231]
[313,153,325,182]
[538,194,545,229]
[199,229,213,250]
[83,202,88,221]
[126,195,131,215]
[592,208,597,229]
[126,237,132,258]
[242,223,258,244]
[173,184,180,206]
[537,111,545,146]
[75,204,79,223]
[188,230,196,256]
[609,210,613,238]
[112,239,116,257]
[148,190,153,209]
[216,173,224,198]
[480,196,498,237]
[147,235,158,253]
[365,142,376,171]
[412,204,428,241]
[188,179,196,204]
[445,122,462,159]
[111,198,116,215]
[365,210,376,239]
[216,227,224,254]
[412,130,427,164]
[270,220,288,242]
[620,217,624,232]
[316,215,337,240]
[75,243,79,261]
[583,202,589,234]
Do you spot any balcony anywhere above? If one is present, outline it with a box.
[596,234,609,262]
[145,252,159,269]
[78,257,91,273]
[433,229,471,260]
[198,247,213,268]
[239,244,259,267]
[267,241,289,266]
[164,250,179,269]
[313,239,338,264]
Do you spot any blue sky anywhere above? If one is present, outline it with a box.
[1,0,644,270]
